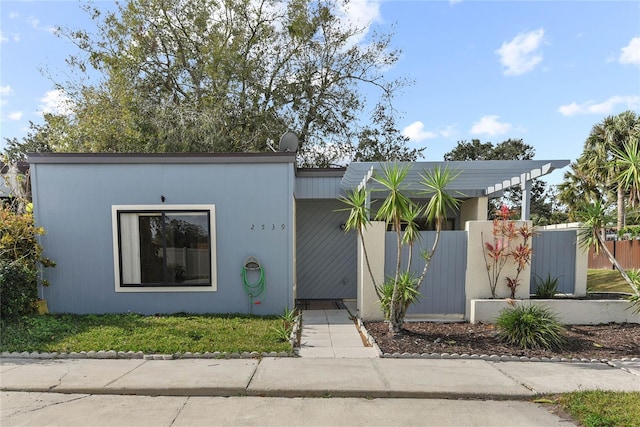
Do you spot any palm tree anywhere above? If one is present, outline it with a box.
[340,163,461,334]
[557,157,608,221]
[563,111,640,229]
[373,163,414,333]
[338,187,381,299]
[612,138,640,212]
[577,201,639,297]
[416,166,462,286]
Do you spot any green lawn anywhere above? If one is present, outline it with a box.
[0,313,292,354]
[556,391,640,427]
[587,269,635,293]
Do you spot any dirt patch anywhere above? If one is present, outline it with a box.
[364,321,640,359]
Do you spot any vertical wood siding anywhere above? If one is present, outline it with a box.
[588,240,640,270]
[295,176,343,199]
[296,200,357,299]
[530,230,577,294]
[384,231,467,315]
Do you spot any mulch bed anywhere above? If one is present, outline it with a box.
[364,321,640,360]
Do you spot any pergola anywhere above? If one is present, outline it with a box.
[340,160,570,220]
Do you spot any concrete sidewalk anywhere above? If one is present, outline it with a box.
[298,309,379,358]
[1,357,639,399]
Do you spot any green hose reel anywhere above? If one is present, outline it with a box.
[241,256,265,312]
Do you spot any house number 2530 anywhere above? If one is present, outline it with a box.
[250,224,286,231]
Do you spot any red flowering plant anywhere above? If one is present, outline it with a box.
[481,206,535,298]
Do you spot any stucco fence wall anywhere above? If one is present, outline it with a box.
[356,220,637,324]
[470,299,640,325]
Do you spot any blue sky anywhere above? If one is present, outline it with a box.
[1,1,639,184]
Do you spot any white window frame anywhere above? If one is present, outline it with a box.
[111,204,217,292]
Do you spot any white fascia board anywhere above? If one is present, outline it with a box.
[486,161,559,195]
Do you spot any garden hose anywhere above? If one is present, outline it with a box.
[241,256,265,313]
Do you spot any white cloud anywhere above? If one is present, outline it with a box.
[402,121,437,142]
[401,122,458,142]
[27,16,55,34]
[1,31,20,43]
[8,111,23,121]
[470,115,512,136]
[340,0,381,26]
[449,0,463,5]
[0,85,13,107]
[620,36,640,67]
[38,89,73,116]
[558,95,640,117]
[439,125,457,138]
[495,28,545,76]
[337,0,381,44]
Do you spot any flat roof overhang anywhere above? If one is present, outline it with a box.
[27,152,297,165]
[340,160,570,197]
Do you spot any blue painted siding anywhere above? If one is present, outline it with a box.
[530,230,577,294]
[31,161,295,315]
[384,231,467,315]
[296,200,357,299]
[295,175,343,199]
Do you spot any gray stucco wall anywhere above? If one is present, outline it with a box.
[30,158,295,315]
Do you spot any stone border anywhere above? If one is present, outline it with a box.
[356,318,639,364]
[0,350,294,360]
[0,313,304,361]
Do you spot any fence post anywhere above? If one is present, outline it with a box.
[465,220,532,320]
[574,230,589,296]
[357,221,385,321]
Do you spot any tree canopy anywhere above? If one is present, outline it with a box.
[5,0,414,167]
[558,110,640,227]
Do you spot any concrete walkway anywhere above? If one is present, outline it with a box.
[297,309,379,358]
[1,357,639,399]
[3,310,639,426]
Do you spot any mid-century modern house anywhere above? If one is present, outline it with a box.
[27,152,572,320]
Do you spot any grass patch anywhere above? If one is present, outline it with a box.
[0,313,291,354]
[557,391,640,427]
[587,269,634,294]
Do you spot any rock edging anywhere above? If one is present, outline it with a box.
[356,318,639,364]
[0,350,294,360]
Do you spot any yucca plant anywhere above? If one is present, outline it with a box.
[626,270,640,314]
[377,271,421,325]
[533,273,560,298]
[339,163,461,334]
[496,304,565,350]
[577,201,639,297]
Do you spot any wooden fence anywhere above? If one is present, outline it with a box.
[588,239,640,269]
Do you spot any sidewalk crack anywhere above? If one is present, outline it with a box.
[103,360,146,388]
[245,359,261,391]
[370,359,391,389]
[49,366,71,391]
[489,362,537,393]
[5,393,90,419]
[169,396,189,427]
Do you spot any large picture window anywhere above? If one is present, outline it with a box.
[112,205,216,291]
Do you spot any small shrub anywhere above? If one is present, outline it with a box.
[0,260,38,320]
[271,307,298,342]
[533,273,559,298]
[496,304,565,350]
[0,205,55,321]
[378,272,421,325]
